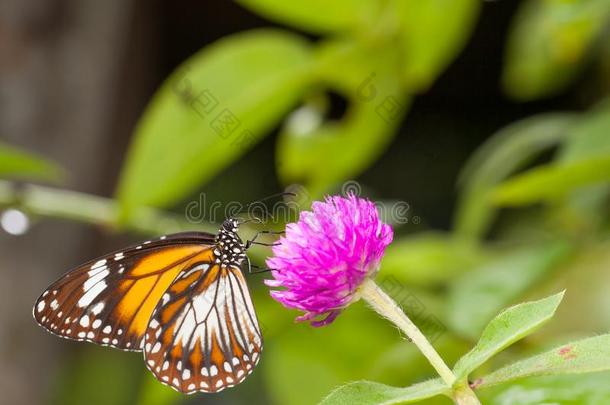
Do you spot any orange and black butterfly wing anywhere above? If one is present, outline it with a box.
[143,263,262,394]
[33,232,216,351]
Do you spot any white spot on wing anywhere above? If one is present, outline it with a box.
[78,280,107,308]
[91,302,104,315]
[83,269,109,292]
[210,365,218,376]
[91,259,106,269]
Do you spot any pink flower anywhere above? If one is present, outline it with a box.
[265,194,393,326]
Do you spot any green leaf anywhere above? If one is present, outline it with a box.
[453,292,565,381]
[381,232,488,287]
[369,338,469,390]
[478,372,610,404]
[447,242,571,340]
[491,156,610,206]
[318,379,448,405]
[277,93,408,198]
[559,99,610,163]
[554,99,610,233]
[503,0,610,100]
[261,302,419,405]
[395,0,480,91]
[277,39,408,197]
[116,29,312,213]
[476,334,610,389]
[236,0,380,34]
[0,142,64,182]
[454,113,575,239]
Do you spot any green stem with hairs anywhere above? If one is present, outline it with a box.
[359,278,481,405]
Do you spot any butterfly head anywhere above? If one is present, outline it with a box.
[215,218,246,268]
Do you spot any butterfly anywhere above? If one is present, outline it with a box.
[33,218,264,394]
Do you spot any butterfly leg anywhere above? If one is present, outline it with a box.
[245,230,284,250]
[249,264,272,274]
[242,256,272,274]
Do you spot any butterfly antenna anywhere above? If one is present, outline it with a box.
[238,216,263,226]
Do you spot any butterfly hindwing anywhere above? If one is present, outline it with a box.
[143,262,262,394]
[33,233,216,351]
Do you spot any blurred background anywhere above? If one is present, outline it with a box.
[2,1,610,404]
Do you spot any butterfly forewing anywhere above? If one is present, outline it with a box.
[143,263,262,394]
[33,233,215,351]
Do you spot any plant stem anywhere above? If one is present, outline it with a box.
[359,278,481,405]
[0,180,216,236]
[453,386,481,405]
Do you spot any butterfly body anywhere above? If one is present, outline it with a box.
[33,219,262,394]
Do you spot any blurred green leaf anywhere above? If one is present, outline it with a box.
[318,379,448,405]
[395,0,480,91]
[116,29,312,213]
[477,334,610,389]
[453,292,564,381]
[369,338,468,389]
[478,372,610,404]
[559,99,610,162]
[447,242,571,339]
[491,155,610,206]
[277,39,408,197]
[0,142,64,182]
[276,94,408,198]
[454,113,575,239]
[262,303,416,405]
[554,99,610,233]
[503,0,610,100]
[50,347,141,405]
[381,232,488,287]
[236,0,380,34]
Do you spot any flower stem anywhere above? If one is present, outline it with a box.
[359,278,481,405]
[454,386,482,405]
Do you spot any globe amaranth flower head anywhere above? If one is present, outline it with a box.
[265,194,393,326]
